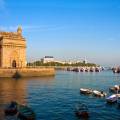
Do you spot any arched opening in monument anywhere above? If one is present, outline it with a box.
[12,60,17,68]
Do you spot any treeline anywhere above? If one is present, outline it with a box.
[27,61,98,67]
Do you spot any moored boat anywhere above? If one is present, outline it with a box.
[17,105,36,120]
[95,67,100,72]
[109,85,120,93]
[106,94,118,104]
[92,90,107,97]
[80,88,92,95]
[75,104,89,118]
[85,68,89,72]
[113,67,120,73]
[80,68,84,72]
[4,101,18,116]
[90,67,94,72]
[73,68,79,72]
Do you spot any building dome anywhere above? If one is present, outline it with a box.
[17,26,22,34]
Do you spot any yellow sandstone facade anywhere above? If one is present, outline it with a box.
[0,27,26,68]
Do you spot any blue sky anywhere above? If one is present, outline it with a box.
[0,0,120,66]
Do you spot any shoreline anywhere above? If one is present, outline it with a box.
[0,67,55,78]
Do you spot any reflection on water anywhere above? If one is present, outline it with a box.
[0,76,55,119]
[0,76,55,104]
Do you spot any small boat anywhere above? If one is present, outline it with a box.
[85,69,89,72]
[75,104,89,118]
[113,67,120,73]
[93,90,107,97]
[90,67,94,72]
[80,88,92,95]
[106,94,118,104]
[72,68,79,72]
[95,67,100,72]
[109,85,120,93]
[80,68,84,72]
[4,101,18,116]
[17,105,36,120]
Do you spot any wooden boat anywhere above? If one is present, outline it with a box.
[4,101,18,116]
[92,90,107,97]
[17,105,36,120]
[75,104,89,118]
[80,88,92,95]
[106,94,118,104]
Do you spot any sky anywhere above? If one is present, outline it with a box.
[0,0,120,66]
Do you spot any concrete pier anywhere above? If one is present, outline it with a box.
[0,67,55,78]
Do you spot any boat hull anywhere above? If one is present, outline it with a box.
[5,108,17,116]
[17,105,36,120]
[75,111,89,118]
[80,89,92,95]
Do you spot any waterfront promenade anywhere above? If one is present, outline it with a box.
[0,67,55,78]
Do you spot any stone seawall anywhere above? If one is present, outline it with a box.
[0,68,55,77]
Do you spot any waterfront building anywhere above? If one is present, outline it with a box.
[41,56,54,63]
[0,27,26,68]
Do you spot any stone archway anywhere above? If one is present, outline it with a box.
[12,60,17,68]
[10,50,19,68]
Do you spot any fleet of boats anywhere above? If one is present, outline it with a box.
[4,101,36,120]
[67,67,103,72]
[3,84,120,120]
[80,88,107,97]
[77,85,120,119]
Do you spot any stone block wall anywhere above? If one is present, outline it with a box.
[0,67,55,77]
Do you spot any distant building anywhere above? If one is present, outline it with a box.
[41,56,54,63]
[0,26,26,68]
[83,59,87,64]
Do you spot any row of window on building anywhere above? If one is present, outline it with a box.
[41,56,88,64]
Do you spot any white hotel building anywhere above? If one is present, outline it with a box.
[41,56,54,63]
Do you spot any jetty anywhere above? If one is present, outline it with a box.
[0,67,55,78]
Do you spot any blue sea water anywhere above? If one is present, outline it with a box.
[0,70,120,120]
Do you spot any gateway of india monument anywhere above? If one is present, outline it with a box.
[0,26,55,77]
[0,27,26,68]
